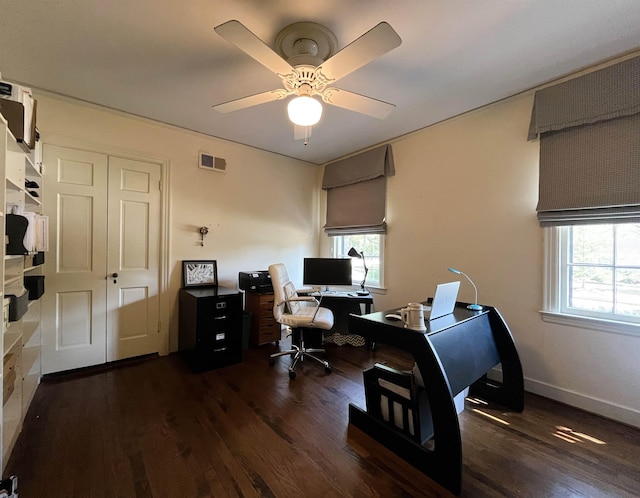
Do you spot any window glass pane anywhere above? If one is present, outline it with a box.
[616,224,640,266]
[362,234,380,285]
[554,223,640,325]
[570,225,613,265]
[616,268,640,317]
[569,265,613,312]
[333,234,382,287]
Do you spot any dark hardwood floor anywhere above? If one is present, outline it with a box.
[6,337,640,497]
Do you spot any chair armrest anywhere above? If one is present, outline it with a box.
[287,296,318,303]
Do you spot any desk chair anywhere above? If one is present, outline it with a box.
[268,263,334,380]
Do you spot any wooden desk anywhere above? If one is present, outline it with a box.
[303,291,374,336]
[348,303,524,495]
[311,291,373,313]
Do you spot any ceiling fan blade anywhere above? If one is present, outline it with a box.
[215,20,293,76]
[213,90,286,113]
[318,22,401,83]
[323,88,395,119]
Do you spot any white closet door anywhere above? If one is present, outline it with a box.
[106,156,160,361]
[42,145,109,373]
[42,146,162,374]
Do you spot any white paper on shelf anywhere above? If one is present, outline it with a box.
[35,215,49,251]
[22,211,36,252]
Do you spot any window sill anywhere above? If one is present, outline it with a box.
[366,286,386,295]
[540,311,640,338]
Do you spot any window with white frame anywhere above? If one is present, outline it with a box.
[333,234,384,289]
[529,56,640,332]
[546,223,640,326]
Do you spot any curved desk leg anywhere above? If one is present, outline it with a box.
[469,308,524,412]
[349,333,463,495]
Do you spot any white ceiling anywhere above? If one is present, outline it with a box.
[1,1,640,165]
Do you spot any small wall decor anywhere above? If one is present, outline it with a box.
[199,226,209,246]
[182,260,218,288]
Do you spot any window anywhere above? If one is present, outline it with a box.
[333,234,384,289]
[545,223,640,329]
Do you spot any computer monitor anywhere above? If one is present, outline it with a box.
[303,258,352,291]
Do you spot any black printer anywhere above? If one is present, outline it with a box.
[238,270,273,292]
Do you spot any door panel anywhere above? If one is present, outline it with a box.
[121,200,150,269]
[106,156,160,361]
[56,291,93,348]
[58,194,94,271]
[42,145,108,374]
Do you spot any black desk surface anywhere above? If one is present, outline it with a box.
[180,286,239,298]
[305,290,374,301]
[302,291,374,335]
[359,305,480,334]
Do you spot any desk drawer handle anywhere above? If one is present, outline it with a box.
[213,347,228,352]
[214,315,227,320]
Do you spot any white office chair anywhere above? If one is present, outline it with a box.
[268,263,334,380]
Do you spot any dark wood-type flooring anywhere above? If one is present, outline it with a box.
[6,336,640,497]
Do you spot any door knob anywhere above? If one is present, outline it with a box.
[112,272,118,283]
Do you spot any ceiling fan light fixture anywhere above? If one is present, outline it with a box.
[287,95,323,126]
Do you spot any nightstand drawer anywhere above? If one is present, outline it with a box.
[258,299,274,314]
[245,291,281,346]
[258,322,281,342]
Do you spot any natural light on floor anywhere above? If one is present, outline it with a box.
[553,426,607,445]
[471,409,510,425]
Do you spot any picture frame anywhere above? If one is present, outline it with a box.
[182,260,218,288]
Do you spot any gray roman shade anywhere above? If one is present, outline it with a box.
[322,144,395,235]
[529,55,640,226]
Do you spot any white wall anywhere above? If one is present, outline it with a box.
[34,93,321,352]
[35,90,640,427]
[321,93,639,427]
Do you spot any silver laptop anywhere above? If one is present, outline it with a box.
[423,281,460,320]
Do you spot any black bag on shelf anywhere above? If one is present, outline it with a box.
[7,291,29,322]
[5,214,28,255]
[32,251,45,266]
[24,275,45,300]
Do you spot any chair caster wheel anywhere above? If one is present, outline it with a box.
[325,365,332,374]
[269,357,275,366]
[289,370,297,380]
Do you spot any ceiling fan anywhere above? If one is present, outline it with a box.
[213,20,402,142]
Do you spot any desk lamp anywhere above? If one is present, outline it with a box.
[447,267,483,310]
[348,247,369,296]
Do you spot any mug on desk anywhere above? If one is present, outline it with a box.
[401,302,426,331]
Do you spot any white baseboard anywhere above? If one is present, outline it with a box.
[485,367,640,428]
[524,378,640,429]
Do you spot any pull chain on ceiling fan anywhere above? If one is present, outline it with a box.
[212,20,402,140]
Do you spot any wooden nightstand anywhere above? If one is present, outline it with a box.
[245,292,281,346]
